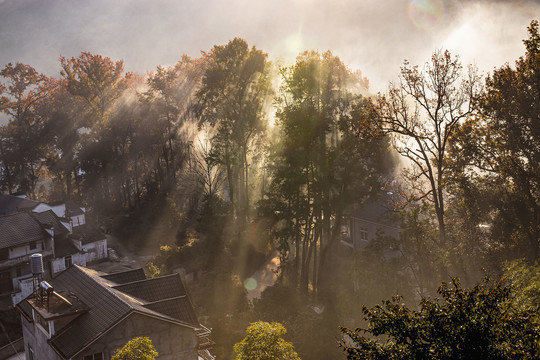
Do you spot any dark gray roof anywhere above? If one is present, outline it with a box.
[112,274,187,302]
[44,266,199,359]
[101,268,146,284]
[352,195,399,228]
[143,296,199,327]
[0,212,50,249]
[31,210,70,237]
[0,194,39,215]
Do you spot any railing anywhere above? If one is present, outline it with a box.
[198,349,216,360]
[196,324,215,351]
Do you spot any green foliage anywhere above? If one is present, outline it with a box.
[450,20,540,261]
[351,232,414,305]
[196,38,271,222]
[234,321,301,360]
[0,62,53,195]
[260,50,394,293]
[145,261,161,278]
[111,337,158,360]
[504,259,540,312]
[339,278,539,360]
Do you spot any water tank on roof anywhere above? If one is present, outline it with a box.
[40,281,54,293]
[30,253,44,274]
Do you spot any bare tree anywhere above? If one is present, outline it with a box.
[371,50,481,245]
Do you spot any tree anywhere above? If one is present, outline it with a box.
[59,52,126,211]
[370,50,481,246]
[195,38,271,222]
[0,63,54,195]
[111,337,158,360]
[503,259,540,313]
[234,321,301,360]
[339,278,539,360]
[260,51,393,293]
[451,20,540,261]
[139,55,204,189]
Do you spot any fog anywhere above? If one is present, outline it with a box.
[0,0,538,91]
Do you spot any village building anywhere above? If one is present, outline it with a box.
[0,194,108,306]
[17,265,213,360]
[341,195,400,252]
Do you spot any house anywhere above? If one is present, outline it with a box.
[68,227,108,264]
[341,195,400,252]
[0,194,40,216]
[17,265,214,360]
[32,201,86,228]
[0,212,55,300]
[0,194,87,228]
[0,208,107,306]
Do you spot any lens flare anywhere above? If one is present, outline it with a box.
[408,0,445,31]
[243,277,258,291]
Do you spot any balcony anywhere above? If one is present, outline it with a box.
[0,249,54,269]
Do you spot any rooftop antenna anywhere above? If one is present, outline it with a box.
[30,253,44,303]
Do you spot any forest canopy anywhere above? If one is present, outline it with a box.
[0,19,539,360]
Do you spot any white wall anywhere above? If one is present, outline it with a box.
[71,214,85,227]
[50,253,86,275]
[9,242,43,258]
[82,239,108,263]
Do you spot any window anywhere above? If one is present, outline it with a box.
[29,241,36,250]
[16,266,22,278]
[64,255,72,268]
[83,353,103,360]
[0,248,8,260]
[359,227,368,241]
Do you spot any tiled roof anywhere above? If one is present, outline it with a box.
[143,296,199,327]
[43,266,199,359]
[0,194,39,215]
[31,210,70,236]
[352,195,399,228]
[112,274,187,302]
[101,268,146,284]
[0,212,50,249]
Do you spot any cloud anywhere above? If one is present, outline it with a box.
[0,0,538,91]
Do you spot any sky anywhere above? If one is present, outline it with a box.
[0,0,539,92]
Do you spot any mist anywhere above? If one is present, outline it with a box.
[1,1,540,359]
[0,0,538,91]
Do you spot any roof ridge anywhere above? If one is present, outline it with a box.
[101,267,144,278]
[112,272,180,288]
[142,295,187,306]
[73,265,141,309]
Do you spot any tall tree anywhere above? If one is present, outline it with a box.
[0,63,54,196]
[139,55,204,189]
[59,52,126,211]
[370,50,481,247]
[260,51,392,293]
[195,38,271,222]
[451,20,540,261]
